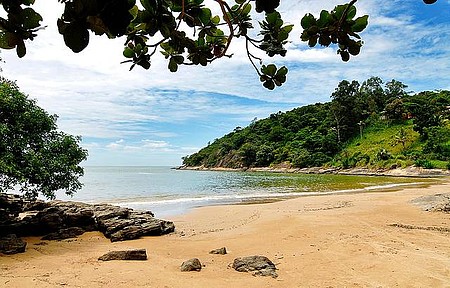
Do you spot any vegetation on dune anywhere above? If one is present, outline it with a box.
[182,77,450,170]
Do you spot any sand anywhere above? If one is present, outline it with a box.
[1,180,450,287]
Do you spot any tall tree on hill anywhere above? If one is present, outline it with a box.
[330,80,363,143]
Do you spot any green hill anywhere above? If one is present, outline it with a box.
[182,78,450,170]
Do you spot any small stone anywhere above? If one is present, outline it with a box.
[98,249,147,261]
[209,247,227,255]
[180,258,202,272]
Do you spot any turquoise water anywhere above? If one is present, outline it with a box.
[54,166,434,218]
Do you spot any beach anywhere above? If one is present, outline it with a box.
[1,180,450,287]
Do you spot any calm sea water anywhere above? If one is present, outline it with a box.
[54,166,434,218]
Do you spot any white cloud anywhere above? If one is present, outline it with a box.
[1,0,449,165]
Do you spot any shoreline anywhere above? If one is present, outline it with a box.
[176,165,450,178]
[1,179,450,287]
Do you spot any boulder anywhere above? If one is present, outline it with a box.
[0,234,27,255]
[209,247,227,255]
[41,227,85,240]
[0,194,23,228]
[98,249,147,261]
[232,255,278,278]
[0,194,175,245]
[180,258,202,272]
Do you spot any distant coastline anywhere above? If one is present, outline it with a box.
[177,165,450,178]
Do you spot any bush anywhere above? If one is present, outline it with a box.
[414,159,435,169]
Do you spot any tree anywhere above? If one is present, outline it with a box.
[0,0,436,90]
[0,78,88,200]
[330,79,363,142]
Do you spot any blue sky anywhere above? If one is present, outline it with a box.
[1,0,450,166]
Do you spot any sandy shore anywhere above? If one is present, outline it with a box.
[1,180,450,287]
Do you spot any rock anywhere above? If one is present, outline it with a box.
[411,193,450,213]
[180,258,202,272]
[98,249,147,261]
[93,204,130,222]
[0,193,175,243]
[232,255,278,278]
[41,227,85,240]
[99,210,175,242]
[0,194,24,228]
[0,234,27,255]
[209,247,227,255]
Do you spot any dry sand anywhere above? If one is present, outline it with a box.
[1,180,450,287]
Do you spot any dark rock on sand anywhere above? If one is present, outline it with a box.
[232,255,278,278]
[98,249,147,261]
[0,193,175,250]
[209,247,227,255]
[41,227,85,240]
[180,258,202,272]
[0,234,27,255]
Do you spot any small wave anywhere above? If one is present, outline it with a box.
[111,182,427,207]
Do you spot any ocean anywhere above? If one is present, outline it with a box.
[54,166,434,218]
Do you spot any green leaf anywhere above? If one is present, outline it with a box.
[351,15,369,33]
[266,11,280,25]
[140,0,155,11]
[348,41,361,56]
[275,66,288,77]
[346,5,357,20]
[235,0,245,4]
[301,13,316,29]
[123,47,135,58]
[340,50,350,62]
[173,55,184,64]
[317,10,330,28]
[308,35,318,47]
[0,32,16,49]
[16,41,26,58]
[262,64,277,76]
[168,58,178,72]
[22,0,35,5]
[333,4,347,19]
[263,80,275,90]
[21,8,43,29]
[211,15,220,25]
[199,8,212,25]
[62,24,90,53]
[129,5,139,20]
[242,3,251,15]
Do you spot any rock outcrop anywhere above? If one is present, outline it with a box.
[0,193,175,254]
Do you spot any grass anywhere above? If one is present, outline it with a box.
[335,121,424,169]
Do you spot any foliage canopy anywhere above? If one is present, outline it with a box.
[182,77,450,169]
[0,78,88,199]
[0,0,439,89]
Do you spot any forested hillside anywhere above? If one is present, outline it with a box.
[182,77,450,170]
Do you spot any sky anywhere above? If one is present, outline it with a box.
[1,0,450,166]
